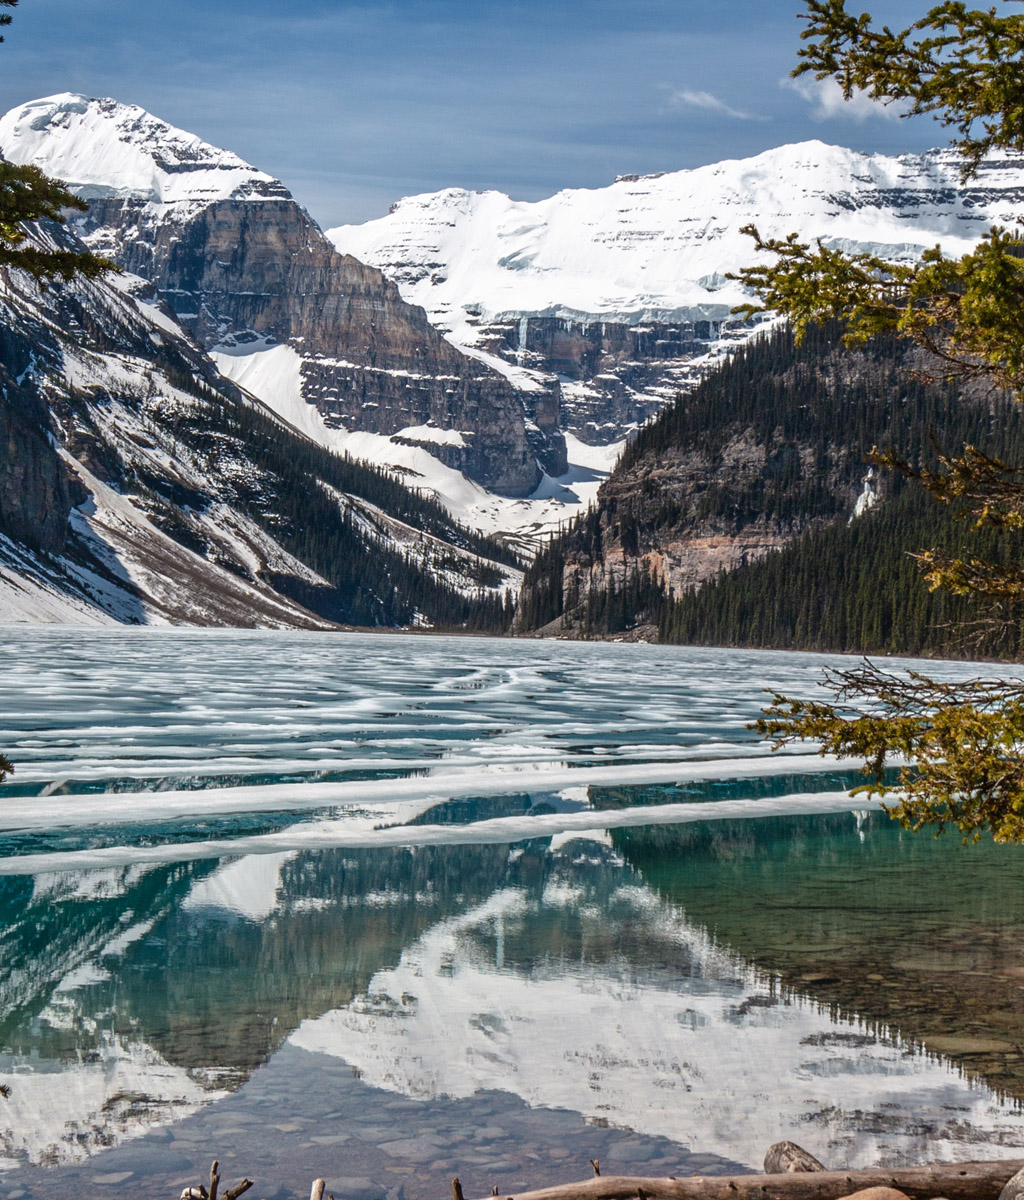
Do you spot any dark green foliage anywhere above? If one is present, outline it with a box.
[515,536,565,630]
[0,163,116,285]
[620,320,986,484]
[660,484,1024,657]
[575,560,664,637]
[725,0,1024,843]
[794,1,1024,174]
[519,323,1024,651]
[0,0,15,44]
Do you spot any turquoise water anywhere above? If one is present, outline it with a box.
[1,629,1023,1200]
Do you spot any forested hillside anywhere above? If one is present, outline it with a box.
[115,369,522,630]
[516,325,1024,656]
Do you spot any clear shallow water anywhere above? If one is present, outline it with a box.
[2,629,1024,1200]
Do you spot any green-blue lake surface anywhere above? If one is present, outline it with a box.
[1,629,1023,1200]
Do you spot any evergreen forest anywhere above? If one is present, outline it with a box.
[517,325,1024,656]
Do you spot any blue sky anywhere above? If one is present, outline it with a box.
[1,0,941,227]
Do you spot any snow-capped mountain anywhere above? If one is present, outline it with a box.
[330,141,1024,325]
[329,141,1024,441]
[291,854,1024,1170]
[10,93,1024,567]
[0,94,288,218]
[0,216,520,627]
[0,94,567,501]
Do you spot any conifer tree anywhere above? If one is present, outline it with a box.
[741,1,1024,842]
[0,1,114,283]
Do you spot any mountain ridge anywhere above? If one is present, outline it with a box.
[330,139,1024,327]
[329,139,1024,444]
[0,94,564,500]
[0,215,520,628]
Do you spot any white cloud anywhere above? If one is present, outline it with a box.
[666,87,767,122]
[786,75,908,122]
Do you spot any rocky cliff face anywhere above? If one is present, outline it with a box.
[534,430,853,640]
[77,194,544,493]
[0,95,563,496]
[0,218,521,627]
[330,142,1024,445]
[0,323,79,555]
[589,432,849,594]
[477,314,750,442]
[515,327,949,637]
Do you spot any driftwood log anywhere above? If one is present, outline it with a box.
[1001,1169,1024,1200]
[179,1161,253,1200]
[467,1160,1024,1200]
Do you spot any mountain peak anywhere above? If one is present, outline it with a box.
[329,138,1024,334]
[0,93,289,207]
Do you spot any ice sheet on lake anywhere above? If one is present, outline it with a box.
[0,631,932,791]
[1,629,1017,863]
[4,631,1024,1178]
[0,789,879,875]
[0,754,848,833]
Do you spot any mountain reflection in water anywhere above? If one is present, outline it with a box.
[2,801,1024,1193]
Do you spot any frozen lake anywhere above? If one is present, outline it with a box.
[1,629,1023,1200]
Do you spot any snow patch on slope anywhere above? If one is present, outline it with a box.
[0,533,118,625]
[213,342,619,543]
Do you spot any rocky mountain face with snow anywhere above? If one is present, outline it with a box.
[0,215,520,628]
[0,96,565,497]
[329,143,1024,443]
[515,325,1024,645]
[0,333,77,558]
[7,94,1024,628]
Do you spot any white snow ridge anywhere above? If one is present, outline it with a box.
[0,93,287,212]
[328,141,1024,345]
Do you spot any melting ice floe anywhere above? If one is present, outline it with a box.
[0,752,848,831]
[3,632,1018,869]
[0,789,891,875]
